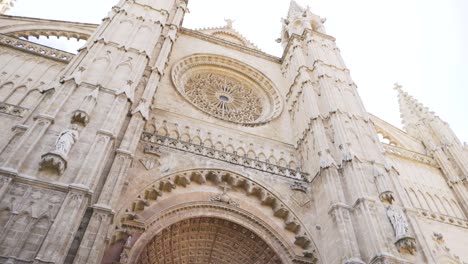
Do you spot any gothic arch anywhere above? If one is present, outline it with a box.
[113,169,319,263]
[0,20,96,41]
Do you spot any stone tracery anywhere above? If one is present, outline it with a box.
[171,54,283,125]
[137,217,282,264]
[185,72,263,123]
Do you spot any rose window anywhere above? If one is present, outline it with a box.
[184,73,263,123]
[171,54,283,125]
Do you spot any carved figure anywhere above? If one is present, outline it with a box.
[386,206,409,239]
[124,235,132,248]
[55,125,79,156]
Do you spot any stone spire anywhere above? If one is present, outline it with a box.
[279,0,326,48]
[0,0,16,14]
[394,83,433,137]
[287,0,304,19]
[394,83,460,146]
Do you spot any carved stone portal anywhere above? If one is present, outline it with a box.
[137,217,282,264]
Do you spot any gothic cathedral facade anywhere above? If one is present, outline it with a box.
[0,0,467,263]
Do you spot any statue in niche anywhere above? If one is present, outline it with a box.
[55,125,79,157]
[124,235,132,248]
[386,206,409,239]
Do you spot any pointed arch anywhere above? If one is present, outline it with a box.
[451,199,464,219]
[115,20,134,44]
[442,197,455,217]
[156,127,168,137]
[203,139,213,148]
[132,25,153,51]
[115,169,319,264]
[191,136,201,145]
[180,133,190,142]
[417,190,430,210]
[425,193,437,212]
[0,82,14,101]
[246,149,256,159]
[18,216,51,260]
[433,195,447,215]
[0,212,31,256]
[225,144,234,154]
[5,85,27,105]
[0,208,11,233]
[19,89,41,109]
[86,53,111,84]
[278,158,287,167]
[407,188,421,209]
[258,153,267,162]
[236,147,246,157]
[214,141,224,151]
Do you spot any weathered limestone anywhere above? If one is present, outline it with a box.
[0,0,466,263]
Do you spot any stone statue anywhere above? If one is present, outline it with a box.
[55,125,79,156]
[124,235,132,248]
[119,250,128,263]
[386,206,409,239]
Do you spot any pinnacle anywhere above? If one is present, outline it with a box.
[394,83,438,132]
[288,0,305,19]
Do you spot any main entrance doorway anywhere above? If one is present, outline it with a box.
[136,217,282,264]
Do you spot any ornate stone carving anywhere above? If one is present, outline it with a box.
[71,87,99,126]
[171,54,283,125]
[54,125,79,156]
[0,34,73,62]
[290,181,308,193]
[141,134,309,181]
[0,102,28,118]
[209,182,239,207]
[39,125,79,175]
[386,206,416,254]
[39,152,67,175]
[383,143,438,167]
[184,72,263,123]
[386,206,409,239]
[395,236,417,255]
[137,217,282,264]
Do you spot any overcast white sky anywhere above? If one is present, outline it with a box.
[8,0,468,143]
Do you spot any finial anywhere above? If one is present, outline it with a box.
[224,18,235,29]
[393,82,403,91]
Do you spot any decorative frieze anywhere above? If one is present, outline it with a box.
[0,101,28,118]
[414,208,468,229]
[141,132,309,181]
[0,33,73,62]
[383,143,438,167]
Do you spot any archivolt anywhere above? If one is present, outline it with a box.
[114,169,319,263]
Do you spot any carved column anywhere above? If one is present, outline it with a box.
[35,186,90,263]
[72,2,187,263]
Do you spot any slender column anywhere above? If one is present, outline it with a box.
[73,2,187,262]
[35,185,90,263]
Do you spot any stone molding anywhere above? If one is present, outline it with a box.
[171,53,284,125]
[180,28,281,63]
[383,143,438,167]
[124,202,318,264]
[0,33,72,62]
[141,133,309,181]
[115,169,314,254]
[0,101,27,118]
[412,208,468,229]
[0,14,97,40]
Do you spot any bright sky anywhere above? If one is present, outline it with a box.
[8,0,468,143]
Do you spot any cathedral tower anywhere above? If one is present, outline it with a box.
[0,0,467,263]
[282,1,417,263]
